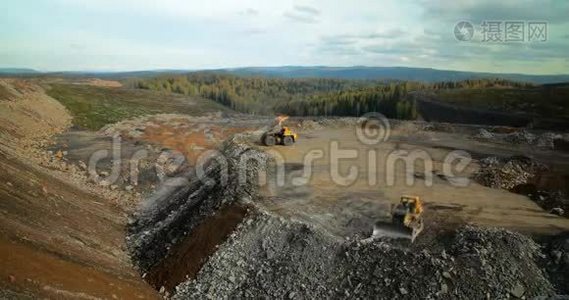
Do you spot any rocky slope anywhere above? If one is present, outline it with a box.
[0,79,158,298]
[174,211,554,299]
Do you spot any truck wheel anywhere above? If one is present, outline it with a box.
[263,134,276,146]
[283,136,294,146]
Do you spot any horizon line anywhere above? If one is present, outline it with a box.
[1,65,568,77]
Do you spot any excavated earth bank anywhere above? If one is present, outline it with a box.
[126,133,269,293]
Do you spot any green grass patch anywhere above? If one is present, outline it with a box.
[46,84,231,130]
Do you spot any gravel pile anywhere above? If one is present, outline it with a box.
[173,212,555,299]
[449,226,553,298]
[474,156,547,190]
[474,128,564,150]
[173,212,340,299]
[504,130,537,144]
[355,226,554,298]
[474,156,568,217]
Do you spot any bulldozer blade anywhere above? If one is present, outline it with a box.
[370,220,424,243]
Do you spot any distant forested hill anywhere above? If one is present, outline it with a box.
[128,73,378,114]
[130,73,540,120]
[0,68,39,75]
[4,66,568,84]
[214,66,569,85]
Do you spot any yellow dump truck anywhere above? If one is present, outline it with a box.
[261,126,298,146]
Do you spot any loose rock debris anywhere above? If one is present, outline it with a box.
[474,156,568,217]
[474,128,565,150]
[126,135,567,298]
[474,155,548,190]
[173,213,554,299]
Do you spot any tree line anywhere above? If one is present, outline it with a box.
[128,73,532,119]
[128,73,376,115]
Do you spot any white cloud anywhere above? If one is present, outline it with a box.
[1,0,567,74]
[284,5,321,23]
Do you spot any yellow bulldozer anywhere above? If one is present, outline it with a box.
[371,195,424,242]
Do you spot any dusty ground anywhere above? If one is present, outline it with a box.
[98,113,265,165]
[37,77,123,88]
[260,125,569,238]
[48,114,268,200]
[0,149,157,299]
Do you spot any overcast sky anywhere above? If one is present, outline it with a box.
[1,0,568,74]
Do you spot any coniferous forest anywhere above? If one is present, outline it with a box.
[128,73,560,120]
